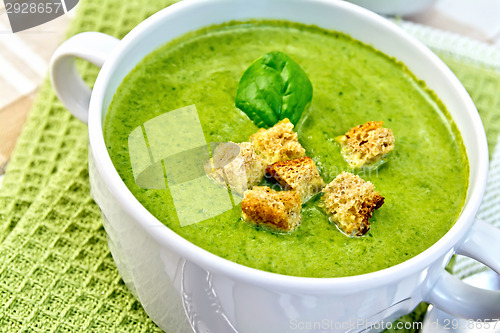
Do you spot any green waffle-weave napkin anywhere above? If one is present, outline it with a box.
[1,2,500,331]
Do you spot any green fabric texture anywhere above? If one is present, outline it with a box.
[0,0,499,331]
[440,55,500,157]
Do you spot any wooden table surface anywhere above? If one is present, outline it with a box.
[1,0,499,176]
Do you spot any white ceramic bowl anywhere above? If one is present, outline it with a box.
[50,0,500,332]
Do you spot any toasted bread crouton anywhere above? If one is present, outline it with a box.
[265,157,325,202]
[241,186,302,232]
[205,142,266,195]
[249,118,306,164]
[321,172,384,237]
[336,121,394,168]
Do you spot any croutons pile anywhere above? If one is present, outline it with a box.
[205,118,393,236]
[207,119,320,232]
[242,119,323,232]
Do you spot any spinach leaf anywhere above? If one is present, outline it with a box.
[235,51,313,128]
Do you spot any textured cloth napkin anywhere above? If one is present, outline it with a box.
[0,1,500,331]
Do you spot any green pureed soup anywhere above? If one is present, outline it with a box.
[104,20,469,278]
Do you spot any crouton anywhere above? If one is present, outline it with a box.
[205,142,266,195]
[241,186,302,232]
[336,121,394,168]
[249,118,306,164]
[321,172,384,237]
[265,156,325,202]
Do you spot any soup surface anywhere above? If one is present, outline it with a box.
[104,20,468,277]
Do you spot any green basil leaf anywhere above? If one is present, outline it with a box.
[235,51,313,128]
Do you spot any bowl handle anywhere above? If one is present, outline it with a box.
[425,219,500,319]
[50,32,119,124]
